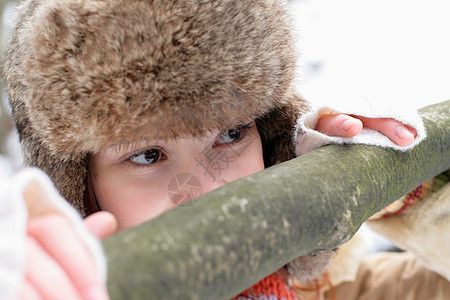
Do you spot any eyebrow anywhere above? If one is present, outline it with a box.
[108,141,160,154]
[107,119,255,154]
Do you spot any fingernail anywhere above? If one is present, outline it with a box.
[342,119,354,131]
[85,286,109,300]
[396,126,413,139]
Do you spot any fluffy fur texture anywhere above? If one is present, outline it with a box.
[4,0,309,214]
[4,0,323,283]
[286,249,335,282]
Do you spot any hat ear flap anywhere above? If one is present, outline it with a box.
[17,120,89,215]
[257,94,310,167]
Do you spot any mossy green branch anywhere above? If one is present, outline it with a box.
[104,100,450,300]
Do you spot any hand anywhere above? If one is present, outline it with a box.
[316,114,417,147]
[21,211,117,300]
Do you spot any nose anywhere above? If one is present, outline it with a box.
[167,163,226,208]
[195,171,227,196]
[168,140,230,206]
[181,155,226,197]
[188,147,234,197]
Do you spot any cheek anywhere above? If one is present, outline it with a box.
[238,134,265,175]
[91,171,176,230]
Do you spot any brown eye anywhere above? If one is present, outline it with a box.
[216,128,241,144]
[129,148,162,165]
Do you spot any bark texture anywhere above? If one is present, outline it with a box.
[104,100,450,299]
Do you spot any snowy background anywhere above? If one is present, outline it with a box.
[1,0,449,251]
[290,0,450,109]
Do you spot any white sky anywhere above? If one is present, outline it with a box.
[290,0,450,109]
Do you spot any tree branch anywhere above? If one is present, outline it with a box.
[104,100,450,300]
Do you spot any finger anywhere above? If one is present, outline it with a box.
[357,117,417,146]
[316,114,363,138]
[84,211,118,240]
[20,278,42,300]
[25,236,81,300]
[27,215,109,300]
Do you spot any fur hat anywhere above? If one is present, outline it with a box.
[4,0,309,215]
[4,0,338,288]
[4,0,327,285]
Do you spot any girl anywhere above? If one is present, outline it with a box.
[4,0,438,299]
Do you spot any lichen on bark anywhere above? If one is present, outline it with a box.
[104,100,450,299]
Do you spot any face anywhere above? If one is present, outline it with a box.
[90,121,264,230]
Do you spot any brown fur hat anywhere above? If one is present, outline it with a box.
[4,0,338,285]
[4,0,309,215]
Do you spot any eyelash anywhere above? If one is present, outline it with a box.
[213,122,254,147]
[125,146,167,168]
[124,122,255,168]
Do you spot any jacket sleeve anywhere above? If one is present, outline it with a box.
[331,251,450,300]
[0,168,107,299]
[294,101,426,156]
[0,174,27,299]
[306,220,450,299]
[366,174,450,281]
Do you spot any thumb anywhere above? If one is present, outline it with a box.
[84,211,118,240]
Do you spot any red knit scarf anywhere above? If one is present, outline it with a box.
[232,271,296,300]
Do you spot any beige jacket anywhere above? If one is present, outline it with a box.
[330,251,450,300]
[292,176,450,300]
